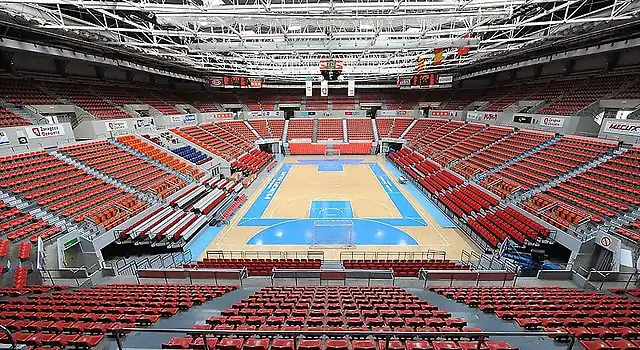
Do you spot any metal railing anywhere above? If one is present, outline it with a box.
[135,267,248,286]
[40,263,100,287]
[271,268,395,286]
[205,250,325,260]
[419,268,517,288]
[0,325,16,350]
[110,328,576,350]
[339,250,447,261]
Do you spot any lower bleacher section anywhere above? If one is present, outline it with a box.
[186,258,322,276]
[289,143,372,155]
[431,286,640,350]
[231,149,274,174]
[0,284,236,348]
[343,260,470,277]
[163,286,518,350]
[289,143,328,155]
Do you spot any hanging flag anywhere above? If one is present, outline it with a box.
[347,78,355,97]
[305,78,313,97]
[433,48,444,65]
[320,80,328,97]
[458,33,472,57]
[417,56,425,74]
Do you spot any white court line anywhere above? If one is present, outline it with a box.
[377,158,452,247]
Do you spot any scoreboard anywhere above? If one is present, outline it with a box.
[397,74,453,89]
[209,76,263,88]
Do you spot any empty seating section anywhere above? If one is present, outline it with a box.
[403,119,448,144]
[119,205,207,242]
[188,259,321,275]
[0,77,59,106]
[521,147,639,232]
[163,286,517,350]
[44,81,130,119]
[485,137,615,195]
[0,108,30,127]
[250,119,285,139]
[482,81,547,112]
[538,74,633,115]
[346,118,374,141]
[616,220,640,242]
[443,89,486,110]
[0,201,62,244]
[289,143,327,155]
[216,120,259,143]
[0,284,236,349]
[117,135,204,180]
[410,121,463,152]
[433,126,513,166]
[335,143,372,155]
[430,286,640,349]
[452,131,553,181]
[172,145,211,165]
[421,123,487,162]
[316,119,344,140]
[231,149,274,174]
[305,96,329,110]
[330,93,356,110]
[173,123,253,161]
[376,118,412,138]
[287,119,314,140]
[437,184,499,217]
[61,141,186,199]
[466,205,550,248]
[388,148,463,196]
[0,151,147,227]
[343,260,470,277]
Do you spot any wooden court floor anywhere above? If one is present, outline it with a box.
[203,155,477,260]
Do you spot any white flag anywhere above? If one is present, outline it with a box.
[347,79,355,97]
[321,80,328,97]
[305,80,313,97]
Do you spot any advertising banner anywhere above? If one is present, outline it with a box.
[540,116,566,128]
[466,111,499,121]
[602,119,640,136]
[171,115,183,123]
[183,114,197,123]
[0,131,8,145]
[135,117,155,129]
[105,120,128,131]
[25,125,65,139]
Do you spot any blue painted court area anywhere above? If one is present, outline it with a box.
[239,163,291,226]
[369,163,425,225]
[317,162,343,172]
[383,160,455,228]
[247,218,418,245]
[309,200,353,218]
[184,225,223,259]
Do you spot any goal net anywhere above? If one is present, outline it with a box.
[324,148,341,159]
[311,219,355,248]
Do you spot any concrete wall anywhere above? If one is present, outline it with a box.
[66,60,97,78]
[0,123,75,154]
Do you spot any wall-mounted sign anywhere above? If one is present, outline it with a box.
[25,124,65,138]
[540,116,566,128]
[602,119,640,136]
[105,120,128,131]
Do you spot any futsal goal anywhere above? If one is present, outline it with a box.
[311,219,355,248]
[324,148,341,158]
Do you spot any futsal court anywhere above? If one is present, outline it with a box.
[204,155,477,260]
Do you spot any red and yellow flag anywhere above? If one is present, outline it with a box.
[458,33,472,57]
[433,48,443,65]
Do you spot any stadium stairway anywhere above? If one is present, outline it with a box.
[282,119,290,142]
[312,119,319,143]
[399,119,418,139]
[4,104,40,125]
[471,136,561,183]
[342,119,348,142]
[446,131,516,169]
[51,150,160,206]
[408,288,566,350]
[110,139,195,184]
[244,120,262,139]
[111,287,256,350]
[415,122,466,154]
[371,119,379,143]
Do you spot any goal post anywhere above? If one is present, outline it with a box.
[324,148,341,158]
[311,219,355,248]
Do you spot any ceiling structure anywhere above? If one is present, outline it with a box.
[0,0,639,82]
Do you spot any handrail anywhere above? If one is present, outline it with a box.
[110,328,575,350]
[0,325,16,350]
[205,250,324,260]
[339,250,447,261]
